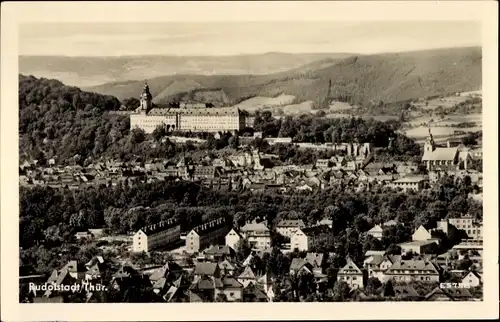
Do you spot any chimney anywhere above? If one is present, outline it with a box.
[446,140,451,148]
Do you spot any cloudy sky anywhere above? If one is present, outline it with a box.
[19,21,481,56]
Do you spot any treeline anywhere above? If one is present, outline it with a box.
[20,173,482,273]
[19,74,130,163]
[253,111,421,158]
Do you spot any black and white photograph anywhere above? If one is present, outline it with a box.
[1,1,498,321]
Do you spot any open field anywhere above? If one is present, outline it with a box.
[234,94,296,111]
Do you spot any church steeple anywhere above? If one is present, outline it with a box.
[139,80,152,113]
[424,127,436,153]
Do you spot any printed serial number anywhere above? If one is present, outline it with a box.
[440,283,471,289]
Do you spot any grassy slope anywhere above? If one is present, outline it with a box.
[84,46,482,106]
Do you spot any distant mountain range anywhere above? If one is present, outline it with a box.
[20,47,482,107]
[18,52,353,87]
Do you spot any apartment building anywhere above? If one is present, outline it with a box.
[133,219,181,253]
[185,217,231,254]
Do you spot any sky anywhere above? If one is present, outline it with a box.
[19,21,481,57]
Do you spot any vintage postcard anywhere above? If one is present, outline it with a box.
[1,1,498,321]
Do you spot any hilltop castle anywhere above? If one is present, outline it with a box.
[130,81,246,133]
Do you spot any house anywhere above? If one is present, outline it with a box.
[163,275,191,302]
[188,276,218,302]
[337,259,364,289]
[305,253,324,274]
[185,217,231,254]
[149,262,183,283]
[315,159,332,169]
[257,272,276,296]
[364,255,395,282]
[225,229,242,250]
[75,231,94,240]
[461,271,482,288]
[133,218,181,253]
[218,259,237,276]
[84,256,106,281]
[316,218,333,229]
[367,225,383,240]
[393,285,421,301]
[289,258,313,276]
[88,228,105,239]
[383,219,399,227]
[237,266,257,287]
[242,283,269,302]
[390,176,427,192]
[424,287,474,301]
[204,245,235,261]
[240,222,271,249]
[412,225,432,241]
[61,260,85,280]
[291,225,332,252]
[276,219,306,238]
[399,240,439,255]
[384,259,440,283]
[214,276,244,302]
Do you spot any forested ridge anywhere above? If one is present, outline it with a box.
[19,74,422,165]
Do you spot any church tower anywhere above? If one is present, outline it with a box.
[424,128,436,153]
[139,80,153,114]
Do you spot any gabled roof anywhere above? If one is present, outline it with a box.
[368,225,383,233]
[425,287,473,300]
[138,218,179,236]
[305,253,324,267]
[241,222,270,233]
[290,258,310,271]
[422,147,458,161]
[238,266,256,280]
[385,260,439,274]
[152,277,167,290]
[217,276,243,289]
[463,270,482,282]
[193,262,219,276]
[338,259,362,275]
[301,225,331,236]
[365,254,384,266]
[191,276,215,290]
[364,250,386,258]
[191,217,228,236]
[164,286,179,302]
[394,285,420,298]
[112,265,138,279]
[205,245,234,256]
[61,260,79,273]
[86,263,101,276]
[218,259,236,271]
[226,228,242,239]
[277,219,305,228]
[257,272,277,285]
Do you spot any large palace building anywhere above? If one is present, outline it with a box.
[130,82,246,133]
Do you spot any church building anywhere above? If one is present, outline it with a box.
[421,129,471,171]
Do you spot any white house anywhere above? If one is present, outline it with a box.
[337,259,364,289]
[461,271,482,288]
[225,229,242,251]
[412,225,432,242]
[276,220,306,238]
[367,225,383,240]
